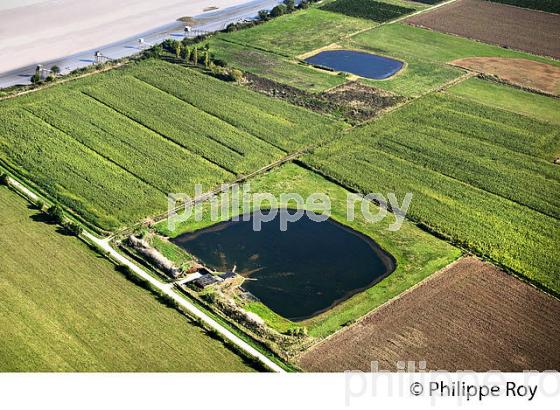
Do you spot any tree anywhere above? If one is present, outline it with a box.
[229,68,244,83]
[203,51,210,68]
[298,0,310,9]
[62,221,83,236]
[0,173,9,186]
[50,65,60,76]
[183,46,191,62]
[258,9,269,21]
[46,204,64,224]
[35,200,45,211]
[30,73,41,84]
[270,4,287,17]
[191,47,198,64]
[284,0,295,12]
[175,42,182,59]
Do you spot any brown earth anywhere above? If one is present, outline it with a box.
[298,257,560,372]
[245,73,404,124]
[451,57,560,96]
[406,0,560,59]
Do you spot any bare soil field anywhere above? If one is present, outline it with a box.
[298,257,560,372]
[406,0,560,59]
[451,57,560,96]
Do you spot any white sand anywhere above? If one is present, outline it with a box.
[0,0,244,73]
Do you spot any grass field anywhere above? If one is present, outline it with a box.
[0,60,341,231]
[305,92,560,293]
[208,39,346,92]
[345,23,560,96]
[155,163,460,338]
[216,7,375,58]
[0,187,253,371]
[448,77,560,125]
[210,1,425,92]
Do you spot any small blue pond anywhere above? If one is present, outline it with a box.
[305,50,403,79]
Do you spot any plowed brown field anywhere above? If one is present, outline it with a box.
[450,57,560,96]
[406,0,560,59]
[298,257,560,372]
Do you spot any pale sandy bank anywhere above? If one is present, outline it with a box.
[0,0,245,73]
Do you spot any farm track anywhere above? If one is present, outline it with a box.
[298,257,560,372]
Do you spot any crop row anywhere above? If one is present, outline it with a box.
[0,109,163,230]
[130,61,343,151]
[26,90,232,194]
[82,75,283,174]
[371,94,560,218]
[485,0,560,14]
[321,0,415,22]
[305,94,560,293]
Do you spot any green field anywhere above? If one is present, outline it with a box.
[344,23,560,96]
[0,60,341,231]
[320,0,415,21]
[208,39,346,92]
[210,1,425,92]
[0,187,253,371]
[305,91,560,293]
[155,163,460,338]
[216,7,375,58]
[448,77,560,126]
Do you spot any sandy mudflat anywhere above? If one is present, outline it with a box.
[0,0,244,73]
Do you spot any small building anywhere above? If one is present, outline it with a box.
[219,271,238,281]
[191,274,221,289]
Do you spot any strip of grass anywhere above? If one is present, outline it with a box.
[305,93,560,293]
[155,163,460,338]
[448,77,560,126]
[346,23,560,96]
[0,187,253,371]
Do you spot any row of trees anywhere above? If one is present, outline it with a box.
[160,39,244,82]
[1,173,83,236]
[258,0,320,21]
[162,39,213,67]
[37,202,83,236]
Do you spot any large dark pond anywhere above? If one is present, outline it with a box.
[304,49,403,79]
[172,210,395,321]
